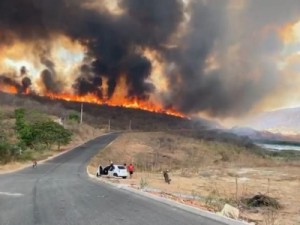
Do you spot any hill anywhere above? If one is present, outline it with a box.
[89,132,300,225]
[244,107,300,135]
[0,92,216,131]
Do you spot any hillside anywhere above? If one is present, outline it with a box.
[244,107,300,135]
[89,132,300,225]
[0,104,104,170]
[0,92,216,131]
[89,132,273,172]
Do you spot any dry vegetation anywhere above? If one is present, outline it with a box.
[0,105,104,173]
[0,92,213,131]
[89,132,300,225]
[89,132,275,171]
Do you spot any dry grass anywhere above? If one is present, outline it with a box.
[89,132,276,174]
[89,132,300,225]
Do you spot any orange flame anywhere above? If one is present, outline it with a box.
[46,92,185,118]
[0,84,18,94]
[0,84,186,118]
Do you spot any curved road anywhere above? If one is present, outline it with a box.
[0,133,240,225]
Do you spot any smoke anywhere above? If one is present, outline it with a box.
[0,0,183,101]
[162,0,300,116]
[0,0,300,117]
[0,75,22,91]
[73,64,103,98]
[0,74,31,93]
[39,55,64,93]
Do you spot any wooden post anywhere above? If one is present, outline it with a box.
[235,177,238,202]
[108,119,111,132]
[80,103,83,124]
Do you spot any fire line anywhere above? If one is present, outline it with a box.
[0,83,186,118]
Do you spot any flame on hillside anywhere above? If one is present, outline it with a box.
[0,84,18,94]
[0,36,185,118]
[0,83,185,118]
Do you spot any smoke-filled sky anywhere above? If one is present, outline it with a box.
[0,0,300,120]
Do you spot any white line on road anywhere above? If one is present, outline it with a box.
[0,192,24,197]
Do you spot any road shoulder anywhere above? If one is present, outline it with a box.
[86,169,250,225]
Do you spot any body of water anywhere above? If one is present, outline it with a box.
[256,143,300,151]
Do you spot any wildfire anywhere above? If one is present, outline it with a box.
[0,36,186,118]
[0,84,18,94]
[0,84,185,118]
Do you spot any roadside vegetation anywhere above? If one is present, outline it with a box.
[0,107,103,166]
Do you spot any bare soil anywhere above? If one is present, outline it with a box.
[88,132,300,225]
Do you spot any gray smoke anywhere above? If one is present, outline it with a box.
[0,0,299,117]
[162,0,300,116]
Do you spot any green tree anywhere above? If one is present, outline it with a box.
[15,108,35,146]
[0,142,19,164]
[15,108,26,133]
[31,121,72,150]
[0,112,6,142]
[15,109,72,150]
[0,142,11,163]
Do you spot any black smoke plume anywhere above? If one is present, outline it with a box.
[0,0,183,99]
[0,74,31,94]
[0,0,299,116]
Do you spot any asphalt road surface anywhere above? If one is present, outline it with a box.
[0,133,241,225]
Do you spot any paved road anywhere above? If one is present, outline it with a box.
[0,133,240,225]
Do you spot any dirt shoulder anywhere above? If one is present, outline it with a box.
[88,132,300,225]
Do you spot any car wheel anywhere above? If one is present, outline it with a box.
[113,173,118,177]
[122,176,127,179]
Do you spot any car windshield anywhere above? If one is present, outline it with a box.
[118,166,125,169]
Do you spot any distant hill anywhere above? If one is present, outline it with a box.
[244,107,300,136]
[229,126,297,142]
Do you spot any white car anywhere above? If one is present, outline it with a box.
[96,164,128,179]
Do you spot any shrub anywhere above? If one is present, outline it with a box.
[139,177,149,189]
[67,112,80,123]
[15,109,72,150]
[15,108,34,146]
[0,142,17,164]
[17,149,35,161]
[31,121,72,150]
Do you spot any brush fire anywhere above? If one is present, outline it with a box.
[0,0,300,119]
[0,35,185,117]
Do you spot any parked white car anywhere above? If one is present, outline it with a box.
[96,164,128,179]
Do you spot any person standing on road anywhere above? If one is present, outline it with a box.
[109,160,113,169]
[32,160,37,168]
[127,163,134,178]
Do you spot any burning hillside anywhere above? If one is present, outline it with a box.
[0,76,184,118]
[0,0,300,120]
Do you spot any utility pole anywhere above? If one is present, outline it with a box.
[80,103,83,124]
[108,119,111,132]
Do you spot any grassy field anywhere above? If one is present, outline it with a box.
[88,132,300,225]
